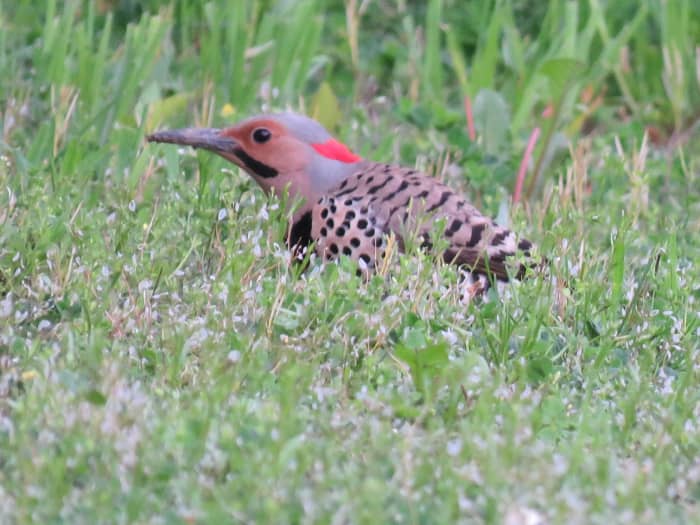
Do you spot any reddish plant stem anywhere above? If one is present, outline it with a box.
[513,127,541,205]
[464,95,476,141]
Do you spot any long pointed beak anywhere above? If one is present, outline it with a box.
[146,127,238,153]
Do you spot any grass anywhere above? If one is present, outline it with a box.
[1,0,699,523]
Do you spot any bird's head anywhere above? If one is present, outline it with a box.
[147,113,365,209]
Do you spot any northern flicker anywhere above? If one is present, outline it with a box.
[147,113,535,285]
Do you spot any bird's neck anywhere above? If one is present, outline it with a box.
[284,158,368,253]
[307,157,368,197]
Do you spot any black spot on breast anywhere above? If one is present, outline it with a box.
[365,228,375,237]
[326,218,335,228]
[373,237,383,247]
[345,210,356,221]
[330,205,337,214]
[357,218,368,229]
[330,243,339,254]
[336,226,346,236]
[342,246,352,256]
[321,208,329,219]
[359,253,371,264]
[344,199,353,206]
[320,227,327,236]
[350,237,361,248]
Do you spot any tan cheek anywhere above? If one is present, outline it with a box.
[264,137,309,171]
[282,152,308,172]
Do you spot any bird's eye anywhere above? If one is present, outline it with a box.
[252,128,271,144]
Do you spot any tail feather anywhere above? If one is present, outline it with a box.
[444,226,540,282]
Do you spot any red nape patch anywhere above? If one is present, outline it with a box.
[312,139,361,163]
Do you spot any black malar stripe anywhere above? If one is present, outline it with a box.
[234,148,278,179]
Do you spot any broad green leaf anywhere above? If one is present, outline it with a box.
[420,341,449,368]
[473,88,511,156]
[537,58,585,99]
[421,0,443,102]
[84,389,107,405]
[610,225,626,304]
[393,343,418,370]
[403,326,429,351]
[311,82,342,132]
[146,92,192,131]
[444,25,470,95]
[471,2,506,92]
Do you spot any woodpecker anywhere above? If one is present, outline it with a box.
[147,112,535,284]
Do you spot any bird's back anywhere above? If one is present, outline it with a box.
[310,162,533,281]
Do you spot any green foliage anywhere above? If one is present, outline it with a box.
[0,0,699,523]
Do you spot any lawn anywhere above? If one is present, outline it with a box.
[1,1,699,523]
